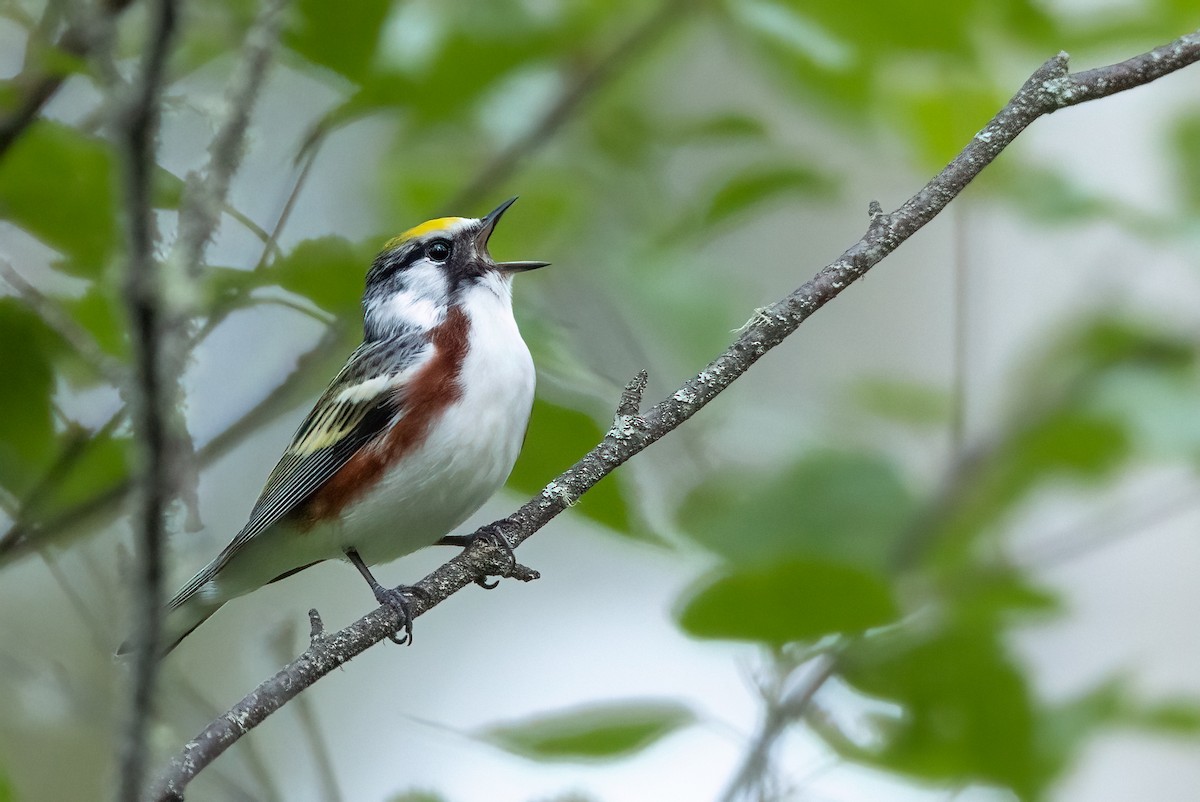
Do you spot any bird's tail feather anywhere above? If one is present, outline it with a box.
[115,597,223,658]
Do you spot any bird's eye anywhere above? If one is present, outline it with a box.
[426,239,452,262]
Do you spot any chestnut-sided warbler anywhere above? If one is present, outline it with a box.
[150,197,547,654]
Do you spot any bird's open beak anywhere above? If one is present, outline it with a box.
[477,196,550,273]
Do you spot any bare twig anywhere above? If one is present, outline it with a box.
[150,31,1200,800]
[114,0,180,797]
[717,654,838,802]
[170,0,288,280]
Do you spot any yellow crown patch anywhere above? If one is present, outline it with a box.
[384,217,467,250]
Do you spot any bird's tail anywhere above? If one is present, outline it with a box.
[115,596,223,658]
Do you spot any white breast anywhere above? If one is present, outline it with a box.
[340,275,535,563]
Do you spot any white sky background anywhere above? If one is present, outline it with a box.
[0,11,1198,802]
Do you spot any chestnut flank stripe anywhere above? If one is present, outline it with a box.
[294,306,470,524]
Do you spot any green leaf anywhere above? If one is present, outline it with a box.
[284,0,391,82]
[387,793,446,802]
[62,287,128,360]
[1126,700,1200,734]
[700,165,833,229]
[508,398,633,535]
[678,559,898,644]
[1035,681,1200,785]
[928,410,1131,571]
[1172,112,1200,210]
[0,767,12,802]
[669,113,769,143]
[898,80,1006,167]
[29,430,132,522]
[0,299,63,496]
[838,623,1038,796]
[483,701,694,761]
[274,237,371,314]
[681,451,916,571]
[0,121,117,275]
[852,378,951,428]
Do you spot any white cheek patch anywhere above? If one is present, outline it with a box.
[381,290,444,330]
[373,261,449,332]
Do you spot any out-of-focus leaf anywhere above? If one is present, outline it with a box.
[678,559,898,644]
[952,570,1060,625]
[0,299,62,497]
[700,165,833,228]
[28,431,132,522]
[62,288,128,360]
[1174,113,1200,210]
[0,767,11,802]
[838,623,1038,797]
[0,121,117,275]
[508,399,634,535]
[285,0,390,82]
[900,81,1006,166]
[1090,366,1200,458]
[668,113,769,143]
[274,237,371,314]
[927,410,1130,571]
[350,25,560,126]
[1035,680,1125,783]
[1035,681,1200,784]
[1126,700,1200,734]
[993,166,1113,224]
[1006,410,1128,477]
[483,701,693,761]
[681,451,916,571]
[153,165,186,209]
[387,792,446,802]
[852,378,951,428]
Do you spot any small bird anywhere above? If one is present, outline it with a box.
[152,197,547,654]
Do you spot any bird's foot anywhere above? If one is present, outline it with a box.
[372,584,428,645]
[345,548,429,645]
[437,521,517,589]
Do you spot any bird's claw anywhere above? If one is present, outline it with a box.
[373,585,427,645]
[438,522,517,589]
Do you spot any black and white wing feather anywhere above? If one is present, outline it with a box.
[168,335,433,609]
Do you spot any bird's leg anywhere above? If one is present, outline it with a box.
[345,548,425,645]
[436,521,517,589]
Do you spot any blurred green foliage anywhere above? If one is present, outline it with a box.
[482,701,694,762]
[1,0,1199,800]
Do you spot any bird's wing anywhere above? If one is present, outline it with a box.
[168,336,434,610]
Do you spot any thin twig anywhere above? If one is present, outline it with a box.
[170,0,288,280]
[150,32,1200,800]
[114,0,180,798]
[717,654,838,802]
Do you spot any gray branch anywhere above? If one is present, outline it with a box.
[150,29,1200,801]
[115,0,181,799]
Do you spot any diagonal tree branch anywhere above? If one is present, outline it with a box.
[150,29,1200,801]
